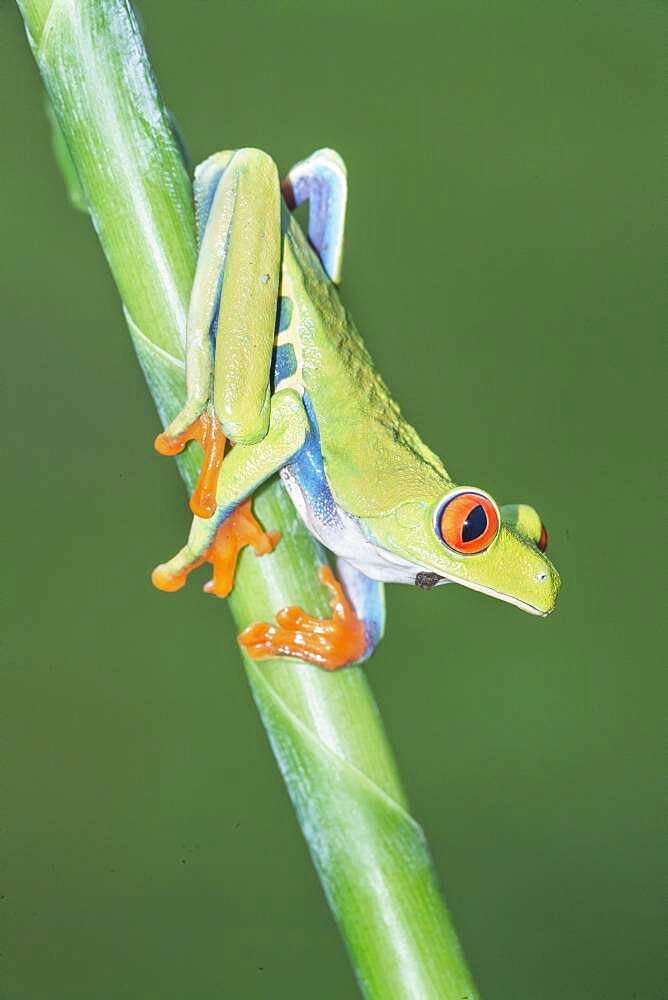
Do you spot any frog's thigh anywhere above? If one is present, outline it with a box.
[282,148,347,284]
[152,389,308,592]
[212,148,282,445]
[193,150,237,241]
[335,557,386,663]
[157,151,239,440]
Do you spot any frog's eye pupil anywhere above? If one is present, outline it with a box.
[437,490,499,555]
[462,504,487,543]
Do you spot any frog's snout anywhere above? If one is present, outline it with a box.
[497,504,560,615]
[532,554,561,617]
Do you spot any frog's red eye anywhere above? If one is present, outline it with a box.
[538,523,548,552]
[437,491,500,554]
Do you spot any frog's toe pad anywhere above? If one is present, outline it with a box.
[238,565,367,670]
[151,564,188,593]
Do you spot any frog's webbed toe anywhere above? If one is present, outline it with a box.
[155,404,227,519]
[238,565,367,670]
[152,498,280,599]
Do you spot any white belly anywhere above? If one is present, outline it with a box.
[279,466,419,585]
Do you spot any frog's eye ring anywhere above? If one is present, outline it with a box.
[436,489,500,555]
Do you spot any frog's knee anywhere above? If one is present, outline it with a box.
[216,382,271,446]
[232,147,279,187]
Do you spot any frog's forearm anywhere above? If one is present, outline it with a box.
[335,557,385,662]
[153,389,308,594]
[213,388,308,507]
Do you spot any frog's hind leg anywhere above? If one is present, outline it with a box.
[152,389,308,597]
[239,558,385,671]
[163,148,281,444]
[155,403,227,518]
[282,148,347,283]
[155,148,283,514]
[157,152,237,446]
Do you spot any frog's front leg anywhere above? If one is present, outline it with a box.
[152,389,308,597]
[239,558,385,671]
[155,148,282,516]
[282,148,347,283]
[153,496,281,599]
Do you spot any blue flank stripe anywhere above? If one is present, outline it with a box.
[286,391,341,528]
[276,295,293,333]
[272,340,297,385]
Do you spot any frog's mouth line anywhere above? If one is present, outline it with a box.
[471,583,548,617]
[415,568,549,617]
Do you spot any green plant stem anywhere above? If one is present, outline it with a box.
[16,2,480,996]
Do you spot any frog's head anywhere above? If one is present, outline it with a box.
[377,487,560,615]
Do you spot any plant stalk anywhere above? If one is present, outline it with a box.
[16,1,480,996]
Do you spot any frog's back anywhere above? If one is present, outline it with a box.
[273,212,451,517]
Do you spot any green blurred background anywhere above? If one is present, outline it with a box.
[1,1,664,997]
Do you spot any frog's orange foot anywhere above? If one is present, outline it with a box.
[154,407,227,519]
[238,565,366,670]
[151,498,280,599]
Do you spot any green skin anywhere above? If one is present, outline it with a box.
[155,147,560,646]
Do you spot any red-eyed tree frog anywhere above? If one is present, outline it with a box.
[151,147,560,669]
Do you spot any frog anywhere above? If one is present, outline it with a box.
[151,147,560,669]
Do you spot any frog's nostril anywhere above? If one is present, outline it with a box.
[538,523,548,552]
